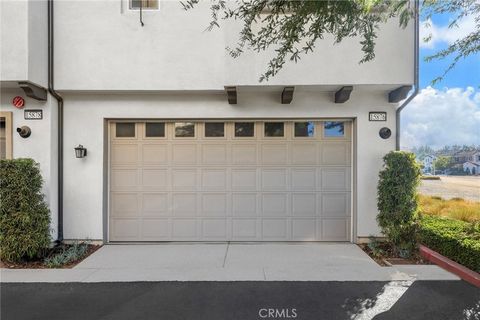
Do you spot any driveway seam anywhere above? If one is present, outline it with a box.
[222,242,230,268]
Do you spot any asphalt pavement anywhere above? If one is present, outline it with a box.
[2,281,478,320]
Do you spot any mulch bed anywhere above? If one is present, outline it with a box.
[358,243,431,267]
[0,244,101,269]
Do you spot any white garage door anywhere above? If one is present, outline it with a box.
[109,120,352,241]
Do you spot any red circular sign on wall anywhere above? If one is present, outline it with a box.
[12,96,25,109]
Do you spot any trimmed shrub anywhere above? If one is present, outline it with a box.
[44,242,89,268]
[0,159,51,262]
[377,151,421,257]
[419,215,480,273]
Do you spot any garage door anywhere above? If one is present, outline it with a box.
[109,120,352,241]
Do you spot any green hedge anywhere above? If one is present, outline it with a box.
[419,215,480,273]
[0,158,51,262]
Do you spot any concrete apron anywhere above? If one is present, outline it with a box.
[0,243,459,283]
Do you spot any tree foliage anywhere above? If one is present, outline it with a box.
[422,0,480,84]
[377,151,421,257]
[433,156,451,171]
[182,0,414,81]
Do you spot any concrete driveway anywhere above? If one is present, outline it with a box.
[1,243,458,282]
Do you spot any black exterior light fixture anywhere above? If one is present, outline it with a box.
[16,126,31,138]
[74,145,87,158]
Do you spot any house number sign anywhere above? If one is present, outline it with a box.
[369,112,387,121]
[24,109,43,120]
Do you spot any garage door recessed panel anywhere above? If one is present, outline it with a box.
[232,145,257,164]
[173,193,197,216]
[142,193,169,216]
[172,145,197,164]
[142,219,170,238]
[232,219,257,238]
[292,193,316,216]
[261,145,288,165]
[262,193,288,216]
[262,219,287,239]
[201,194,227,216]
[172,219,197,238]
[232,193,257,217]
[292,219,316,240]
[142,145,168,165]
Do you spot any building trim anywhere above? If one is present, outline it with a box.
[0,112,13,159]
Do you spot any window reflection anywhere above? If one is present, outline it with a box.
[175,122,195,137]
[324,122,344,137]
[264,122,284,137]
[295,122,314,137]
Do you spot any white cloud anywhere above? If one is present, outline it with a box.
[401,86,480,149]
[420,16,477,49]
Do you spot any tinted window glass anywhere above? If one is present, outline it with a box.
[294,122,314,137]
[175,122,195,137]
[264,122,284,137]
[145,123,165,137]
[116,123,135,138]
[205,123,225,137]
[130,0,158,9]
[324,122,344,137]
[235,122,254,137]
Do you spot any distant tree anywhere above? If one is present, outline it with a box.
[433,156,452,171]
[412,145,435,160]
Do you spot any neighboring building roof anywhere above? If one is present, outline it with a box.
[454,150,479,157]
[463,161,480,166]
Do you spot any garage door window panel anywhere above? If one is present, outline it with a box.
[264,122,284,138]
[175,122,195,138]
[205,123,225,138]
[294,121,315,138]
[145,122,165,138]
[234,122,255,138]
[324,122,345,138]
[116,123,136,138]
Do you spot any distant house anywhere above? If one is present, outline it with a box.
[423,155,437,173]
[453,150,479,165]
[463,161,480,175]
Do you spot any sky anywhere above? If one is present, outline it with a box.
[401,11,480,150]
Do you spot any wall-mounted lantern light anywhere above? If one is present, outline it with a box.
[16,126,31,138]
[74,145,87,158]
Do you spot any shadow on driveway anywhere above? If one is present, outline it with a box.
[2,281,478,320]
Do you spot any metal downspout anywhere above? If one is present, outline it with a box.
[48,0,64,243]
[396,0,420,150]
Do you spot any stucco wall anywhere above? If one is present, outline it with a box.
[0,0,48,87]
[55,0,414,90]
[61,90,396,240]
[0,1,28,82]
[0,89,58,238]
[27,0,48,88]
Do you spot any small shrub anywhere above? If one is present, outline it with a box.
[44,242,89,268]
[0,159,51,262]
[377,151,421,257]
[367,236,385,258]
[419,215,480,273]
